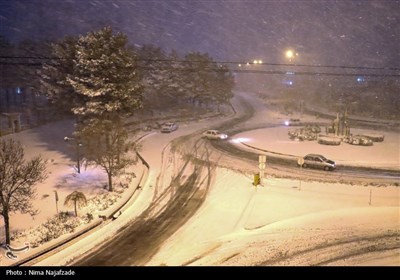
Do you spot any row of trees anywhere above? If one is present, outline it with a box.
[135,45,234,109]
[0,27,234,245]
[40,27,234,193]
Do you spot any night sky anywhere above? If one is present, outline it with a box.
[1,0,399,67]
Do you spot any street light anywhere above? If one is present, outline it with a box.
[64,136,82,174]
[285,49,298,63]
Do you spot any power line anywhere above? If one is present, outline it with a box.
[231,69,400,77]
[0,62,43,66]
[1,55,399,72]
[1,61,399,78]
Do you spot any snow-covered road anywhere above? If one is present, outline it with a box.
[13,91,400,266]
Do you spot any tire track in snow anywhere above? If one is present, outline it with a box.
[253,231,400,266]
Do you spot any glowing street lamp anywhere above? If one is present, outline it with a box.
[286,50,294,60]
[285,49,298,62]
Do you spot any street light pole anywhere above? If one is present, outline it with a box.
[54,190,59,214]
[76,143,82,174]
[64,136,82,174]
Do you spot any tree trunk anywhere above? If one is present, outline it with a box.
[230,102,236,114]
[3,209,10,245]
[108,172,113,192]
[74,201,77,217]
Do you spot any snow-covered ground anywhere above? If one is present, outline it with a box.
[145,93,400,266]
[0,119,146,266]
[0,103,234,266]
[148,168,399,266]
[1,91,399,266]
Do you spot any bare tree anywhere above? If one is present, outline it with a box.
[0,139,47,244]
[64,191,87,217]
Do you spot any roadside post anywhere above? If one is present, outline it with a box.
[297,157,304,191]
[253,173,260,187]
[259,155,266,186]
[54,190,59,214]
[369,189,372,205]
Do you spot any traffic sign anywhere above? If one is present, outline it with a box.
[259,155,266,163]
[297,157,304,166]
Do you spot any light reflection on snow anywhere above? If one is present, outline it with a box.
[58,167,108,192]
[230,137,251,144]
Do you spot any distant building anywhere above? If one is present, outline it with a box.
[0,87,49,135]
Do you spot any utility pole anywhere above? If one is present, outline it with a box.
[297,157,304,191]
[54,190,59,214]
[259,155,266,185]
[64,137,82,174]
[369,189,372,205]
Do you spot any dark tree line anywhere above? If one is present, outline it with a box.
[135,45,234,111]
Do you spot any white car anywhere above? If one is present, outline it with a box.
[203,130,228,140]
[300,154,336,171]
[161,122,178,133]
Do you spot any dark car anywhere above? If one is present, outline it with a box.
[300,154,336,171]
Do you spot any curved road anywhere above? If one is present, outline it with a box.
[210,93,400,185]
[73,91,398,266]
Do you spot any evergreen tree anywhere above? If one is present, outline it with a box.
[183,52,234,108]
[165,50,187,101]
[68,26,143,119]
[67,27,143,191]
[41,27,143,192]
[213,64,235,110]
[40,36,78,114]
[135,45,170,108]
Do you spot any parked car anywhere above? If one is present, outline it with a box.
[203,130,228,140]
[343,135,373,146]
[300,154,336,171]
[160,122,178,133]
